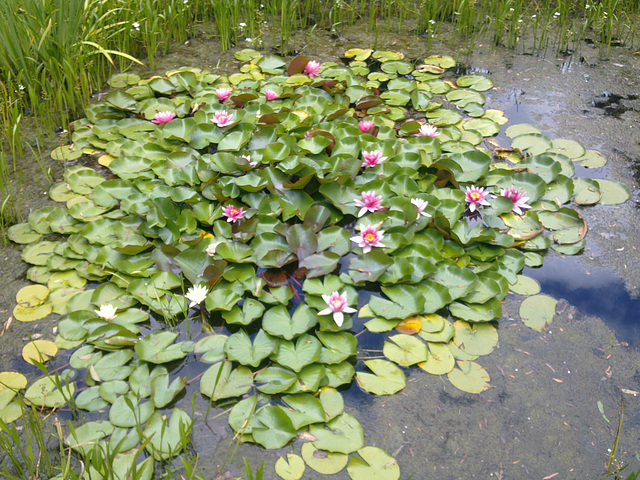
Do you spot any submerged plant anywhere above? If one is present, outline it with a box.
[5,48,630,478]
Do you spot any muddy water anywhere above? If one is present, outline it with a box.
[2,20,640,480]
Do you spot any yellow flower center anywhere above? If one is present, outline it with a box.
[364,233,376,242]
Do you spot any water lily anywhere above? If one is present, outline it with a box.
[241,154,257,167]
[361,150,387,168]
[264,89,279,101]
[416,123,439,137]
[95,304,117,321]
[318,291,356,327]
[212,110,233,127]
[465,185,491,212]
[223,204,245,223]
[351,224,385,253]
[501,185,531,215]
[151,111,175,124]
[358,120,374,133]
[186,284,208,308]
[215,87,233,101]
[354,191,383,217]
[205,241,222,256]
[411,198,432,218]
[304,60,321,77]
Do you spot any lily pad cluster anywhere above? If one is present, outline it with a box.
[7,47,629,478]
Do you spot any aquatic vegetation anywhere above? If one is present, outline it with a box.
[5,47,631,478]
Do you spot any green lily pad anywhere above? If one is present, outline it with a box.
[383,334,428,366]
[270,334,321,372]
[200,360,253,401]
[447,360,490,393]
[252,405,297,449]
[356,360,406,395]
[347,446,400,480]
[595,179,630,205]
[419,342,455,375]
[143,408,192,460]
[310,413,364,454]
[457,74,494,92]
[225,329,277,367]
[577,150,607,168]
[452,321,498,356]
[25,376,75,408]
[520,294,557,331]
[510,275,541,296]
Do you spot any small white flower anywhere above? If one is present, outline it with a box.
[132,21,140,30]
[239,22,246,27]
[95,304,117,321]
[186,284,208,308]
[245,38,252,42]
[205,241,222,256]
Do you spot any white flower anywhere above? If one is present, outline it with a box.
[239,22,247,27]
[95,304,117,321]
[205,241,222,256]
[411,198,432,219]
[132,22,140,30]
[318,291,357,327]
[186,284,208,308]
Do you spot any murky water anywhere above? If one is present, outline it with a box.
[2,19,640,480]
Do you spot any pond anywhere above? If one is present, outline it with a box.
[1,19,640,480]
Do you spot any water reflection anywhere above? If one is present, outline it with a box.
[526,254,640,346]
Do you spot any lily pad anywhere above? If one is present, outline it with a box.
[356,360,406,395]
[419,342,455,375]
[447,360,490,394]
[347,446,400,480]
[310,413,364,454]
[301,442,348,475]
[383,334,428,366]
[452,321,498,356]
[275,453,306,480]
[519,294,557,331]
[595,179,630,205]
[22,340,58,365]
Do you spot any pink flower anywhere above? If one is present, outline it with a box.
[501,186,531,215]
[416,124,439,137]
[222,204,245,223]
[212,110,233,127]
[354,191,383,217]
[318,291,356,327]
[304,60,321,78]
[411,198,431,218]
[361,150,387,168]
[265,89,279,101]
[465,185,491,212]
[241,154,257,167]
[351,224,385,253]
[152,111,176,124]
[358,120,374,133]
[215,87,233,101]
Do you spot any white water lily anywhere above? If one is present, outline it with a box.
[95,304,117,321]
[186,284,208,308]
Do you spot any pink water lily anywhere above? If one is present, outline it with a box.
[361,150,387,168]
[241,154,257,167]
[265,89,279,101]
[318,291,356,327]
[222,204,245,223]
[416,124,439,137]
[212,110,233,127]
[354,191,383,217]
[465,185,491,212]
[501,185,531,215]
[411,198,431,218]
[358,120,374,133]
[304,60,321,77]
[215,87,233,101]
[152,111,176,124]
[351,224,385,253]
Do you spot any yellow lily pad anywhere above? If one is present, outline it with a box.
[13,302,53,322]
[419,342,455,375]
[22,340,58,365]
[16,285,50,307]
[301,442,348,475]
[275,453,305,480]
